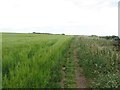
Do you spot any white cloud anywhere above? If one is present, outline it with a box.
[0,0,119,35]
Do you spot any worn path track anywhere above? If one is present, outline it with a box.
[74,48,87,88]
[61,36,87,88]
[61,44,70,88]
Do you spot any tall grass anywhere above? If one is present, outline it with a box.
[2,33,73,88]
[77,36,120,88]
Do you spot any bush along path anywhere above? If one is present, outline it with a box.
[77,36,120,88]
[61,36,87,88]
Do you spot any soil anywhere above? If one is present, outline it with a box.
[74,48,87,88]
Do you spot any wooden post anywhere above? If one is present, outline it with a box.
[118,1,120,38]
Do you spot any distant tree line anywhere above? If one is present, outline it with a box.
[99,35,120,40]
[90,35,120,50]
[32,32,52,35]
[32,32,65,35]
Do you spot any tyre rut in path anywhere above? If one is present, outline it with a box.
[74,48,87,88]
[61,46,70,88]
[61,37,87,88]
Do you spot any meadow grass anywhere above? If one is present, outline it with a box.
[2,33,73,88]
[77,36,120,88]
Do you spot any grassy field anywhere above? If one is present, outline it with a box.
[2,33,73,88]
[2,33,120,88]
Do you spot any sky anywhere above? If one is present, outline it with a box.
[0,0,119,36]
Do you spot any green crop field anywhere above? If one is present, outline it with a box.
[2,33,120,88]
[2,33,73,88]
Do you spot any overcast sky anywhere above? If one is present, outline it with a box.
[0,0,119,35]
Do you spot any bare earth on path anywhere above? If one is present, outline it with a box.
[74,48,87,88]
[61,37,87,88]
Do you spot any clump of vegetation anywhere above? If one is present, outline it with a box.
[32,32,52,35]
[61,33,65,35]
[100,35,119,40]
[90,35,98,37]
[77,36,120,88]
[100,35,120,50]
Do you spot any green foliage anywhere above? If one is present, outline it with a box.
[77,36,120,88]
[2,33,120,88]
[64,41,77,88]
[2,33,73,88]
